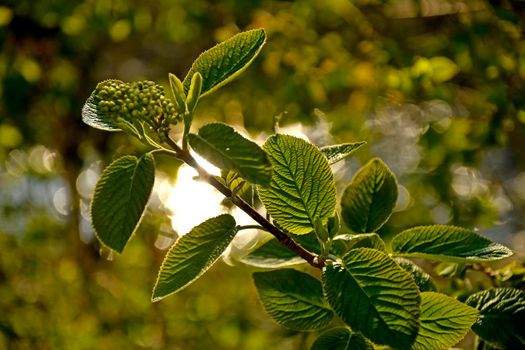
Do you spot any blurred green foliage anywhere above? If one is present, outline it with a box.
[1,0,525,348]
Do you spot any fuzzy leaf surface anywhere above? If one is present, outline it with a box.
[189,123,272,185]
[341,158,398,233]
[253,269,333,331]
[323,248,420,349]
[466,288,525,349]
[152,214,237,301]
[412,292,478,350]
[391,225,513,262]
[258,134,336,234]
[321,142,366,165]
[183,29,266,97]
[91,153,155,253]
[311,328,373,350]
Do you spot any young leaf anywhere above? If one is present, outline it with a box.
[466,288,525,349]
[240,233,320,268]
[331,233,386,257]
[391,225,514,263]
[253,269,333,331]
[152,214,237,301]
[321,142,366,165]
[258,134,336,234]
[188,123,272,186]
[323,248,420,349]
[185,72,202,113]
[168,73,186,113]
[412,292,479,350]
[183,28,266,97]
[341,158,398,233]
[91,153,155,253]
[395,258,437,292]
[311,328,373,350]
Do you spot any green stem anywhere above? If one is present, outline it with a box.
[182,112,193,151]
[237,225,268,232]
[163,133,325,269]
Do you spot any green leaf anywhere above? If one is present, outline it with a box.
[466,288,525,349]
[331,233,386,257]
[311,328,373,350]
[321,142,366,165]
[412,292,478,350]
[183,28,266,97]
[240,234,320,268]
[152,214,237,301]
[222,170,254,205]
[253,269,333,331]
[188,123,272,186]
[341,158,398,233]
[168,73,186,113]
[395,258,437,292]
[185,72,202,113]
[323,248,420,349]
[258,134,336,234]
[91,153,155,253]
[391,225,514,263]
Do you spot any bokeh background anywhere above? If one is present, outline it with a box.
[1,0,525,349]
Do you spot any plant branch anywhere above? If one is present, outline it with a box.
[163,134,325,269]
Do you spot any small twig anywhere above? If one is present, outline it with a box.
[163,133,325,269]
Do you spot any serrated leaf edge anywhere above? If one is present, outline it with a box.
[91,152,155,253]
[151,214,237,302]
[183,28,267,97]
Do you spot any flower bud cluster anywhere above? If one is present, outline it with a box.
[94,80,178,136]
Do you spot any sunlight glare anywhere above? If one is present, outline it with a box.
[161,153,226,236]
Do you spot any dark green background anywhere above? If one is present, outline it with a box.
[1,0,524,348]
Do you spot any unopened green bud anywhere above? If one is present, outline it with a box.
[169,73,187,113]
[186,72,202,113]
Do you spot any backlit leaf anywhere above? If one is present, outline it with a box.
[323,248,420,349]
[258,134,336,234]
[152,214,237,301]
[341,158,398,233]
[466,288,525,349]
[91,153,155,253]
[321,142,366,165]
[412,292,478,350]
[253,269,333,331]
[188,123,272,186]
[240,233,320,268]
[391,225,513,263]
